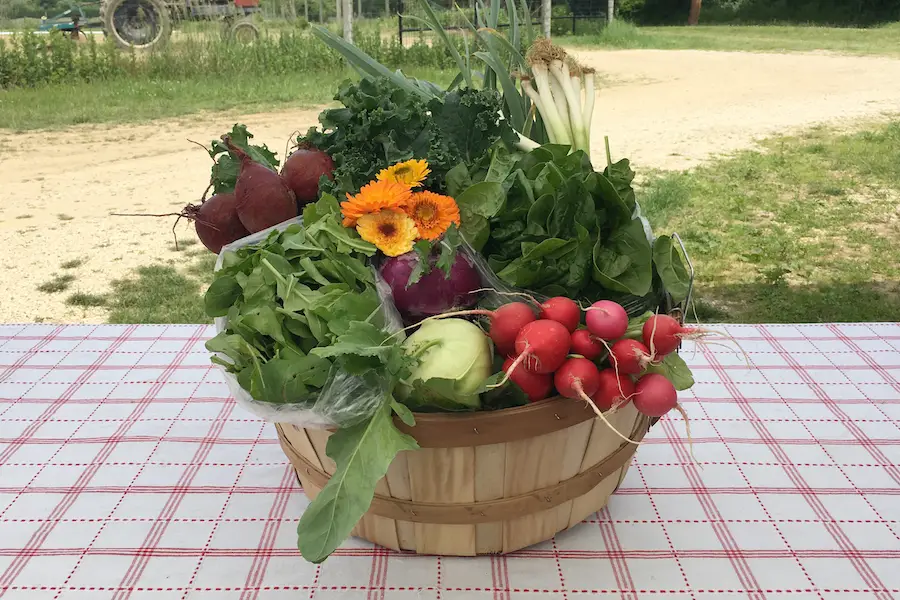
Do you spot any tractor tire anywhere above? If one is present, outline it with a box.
[225,18,259,44]
[101,0,171,50]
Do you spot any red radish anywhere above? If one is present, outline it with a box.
[554,358,640,444]
[190,192,249,254]
[609,339,652,375]
[585,300,629,340]
[224,136,297,234]
[633,373,678,417]
[593,369,635,412]
[281,145,334,207]
[554,357,602,399]
[509,319,571,374]
[642,314,714,357]
[539,297,580,332]
[502,357,553,402]
[570,329,604,360]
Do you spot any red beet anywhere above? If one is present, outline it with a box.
[281,145,334,207]
[224,136,297,234]
[190,192,249,254]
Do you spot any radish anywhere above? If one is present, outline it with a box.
[609,339,652,375]
[502,357,553,402]
[511,319,572,374]
[570,329,604,360]
[585,300,629,340]
[554,358,640,444]
[281,144,334,208]
[407,301,536,358]
[643,314,709,357]
[539,297,580,332]
[189,192,249,254]
[633,373,677,417]
[224,135,297,234]
[593,369,635,412]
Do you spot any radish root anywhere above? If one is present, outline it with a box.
[674,402,698,465]
[470,288,540,308]
[575,382,642,445]
[489,342,531,389]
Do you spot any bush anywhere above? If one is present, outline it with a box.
[619,0,900,25]
[0,27,464,89]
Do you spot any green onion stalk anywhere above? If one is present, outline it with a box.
[513,40,597,162]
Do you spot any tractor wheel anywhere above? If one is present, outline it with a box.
[225,18,259,44]
[101,0,171,50]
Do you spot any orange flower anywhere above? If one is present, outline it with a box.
[356,210,419,257]
[402,191,461,241]
[341,180,413,227]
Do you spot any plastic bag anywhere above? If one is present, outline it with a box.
[210,217,403,430]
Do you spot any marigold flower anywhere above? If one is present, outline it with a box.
[356,210,419,257]
[402,191,461,241]
[341,180,412,227]
[376,159,430,188]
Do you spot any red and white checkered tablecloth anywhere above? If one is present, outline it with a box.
[1,323,899,600]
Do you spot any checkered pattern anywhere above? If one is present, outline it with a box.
[1,323,899,600]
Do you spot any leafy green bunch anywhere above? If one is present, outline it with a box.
[449,141,691,315]
[299,77,509,200]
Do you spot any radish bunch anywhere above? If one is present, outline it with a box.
[485,296,688,426]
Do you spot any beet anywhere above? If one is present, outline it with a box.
[224,135,297,234]
[190,192,249,254]
[281,145,334,207]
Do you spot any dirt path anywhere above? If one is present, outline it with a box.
[2,48,900,324]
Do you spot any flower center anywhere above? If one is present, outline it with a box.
[413,201,438,224]
[378,222,398,237]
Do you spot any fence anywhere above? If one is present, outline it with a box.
[396,0,608,46]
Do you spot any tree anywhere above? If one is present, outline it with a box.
[342,0,352,41]
[541,0,550,37]
[688,0,701,24]
[608,0,614,22]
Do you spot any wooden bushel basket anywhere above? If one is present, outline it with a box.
[276,398,653,556]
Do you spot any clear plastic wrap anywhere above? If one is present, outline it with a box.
[210,217,403,430]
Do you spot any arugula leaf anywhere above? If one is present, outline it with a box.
[436,224,461,277]
[205,276,242,318]
[652,235,691,304]
[297,397,419,563]
[390,399,416,427]
[644,352,695,391]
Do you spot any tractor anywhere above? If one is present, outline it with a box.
[39,0,261,49]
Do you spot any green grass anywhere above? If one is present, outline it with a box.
[0,67,452,131]
[66,292,108,307]
[105,254,217,324]
[639,120,900,323]
[37,273,75,293]
[60,258,84,269]
[560,21,900,56]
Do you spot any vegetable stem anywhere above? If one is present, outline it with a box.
[531,63,570,145]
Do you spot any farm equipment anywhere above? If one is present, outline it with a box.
[101,0,261,48]
[37,0,261,49]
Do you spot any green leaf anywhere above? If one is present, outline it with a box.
[456,181,506,219]
[474,50,525,132]
[644,352,695,391]
[401,377,481,412]
[391,399,416,427]
[436,224,461,277]
[204,275,242,318]
[459,213,490,252]
[208,124,280,194]
[446,164,472,198]
[413,0,473,88]
[297,398,419,563]
[592,219,653,297]
[653,235,691,304]
[407,240,433,288]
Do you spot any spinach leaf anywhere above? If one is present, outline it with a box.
[296,397,419,563]
[592,218,653,297]
[456,181,506,219]
[652,235,691,304]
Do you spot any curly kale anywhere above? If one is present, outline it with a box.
[300,77,509,199]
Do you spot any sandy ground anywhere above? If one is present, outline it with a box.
[2,48,900,324]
